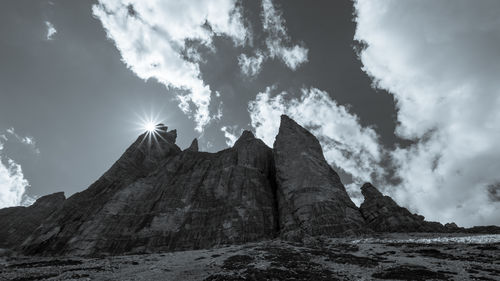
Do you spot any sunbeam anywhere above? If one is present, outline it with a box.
[144,122,157,133]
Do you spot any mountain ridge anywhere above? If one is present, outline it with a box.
[0,115,498,256]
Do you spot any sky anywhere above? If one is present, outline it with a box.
[0,0,499,227]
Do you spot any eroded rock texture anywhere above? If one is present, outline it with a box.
[4,116,494,257]
[21,125,278,256]
[273,115,365,238]
[359,183,446,232]
[0,192,65,248]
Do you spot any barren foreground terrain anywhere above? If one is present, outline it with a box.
[1,233,498,281]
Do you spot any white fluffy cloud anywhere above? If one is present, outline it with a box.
[249,86,384,199]
[238,0,308,76]
[45,21,57,40]
[0,129,36,208]
[221,125,243,147]
[92,0,249,131]
[238,51,265,77]
[261,0,308,70]
[0,158,30,208]
[354,0,500,226]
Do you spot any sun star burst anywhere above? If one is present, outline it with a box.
[144,121,157,133]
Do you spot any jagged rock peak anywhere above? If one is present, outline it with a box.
[273,114,366,238]
[140,124,177,145]
[186,138,198,152]
[275,115,323,154]
[361,182,383,199]
[234,130,256,147]
[279,115,308,133]
[280,114,294,123]
[21,123,277,256]
[6,115,500,257]
[98,123,181,184]
[136,124,177,147]
[360,183,447,232]
[165,129,177,143]
[156,123,168,132]
[279,115,300,131]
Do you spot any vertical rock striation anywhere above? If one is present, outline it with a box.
[22,126,277,256]
[0,116,482,257]
[272,115,365,238]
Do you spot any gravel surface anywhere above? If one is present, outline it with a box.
[1,233,498,281]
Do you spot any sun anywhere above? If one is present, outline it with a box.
[144,121,157,133]
[133,110,169,148]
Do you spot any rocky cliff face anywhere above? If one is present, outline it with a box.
[358,183,500,233]
[0,192,65,248]
[1,116,490,257]
[21,126,278,256]
[359,183,446,232]
[273,115,366,238]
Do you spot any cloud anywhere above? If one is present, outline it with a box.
[248,86,384,199]
[5,128,40,154]
[0,132,34,208]
[238,0,308,76]
[221,125,243,146]
[354,0,500,226]
[273,44,308,71]
[45,21,57,40]
[238,51,265,77]
[92,0,249,132]
[261,0,308,70]
[0,158,30,207]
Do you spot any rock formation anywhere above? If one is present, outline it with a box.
[0,116,496,257]
[359,183,446,232]
[359,183,500,233]
[21,125,278,256]
[0,192,65,248]
[273,115,365,237]
[185,138,198,152]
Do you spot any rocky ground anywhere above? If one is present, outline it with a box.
[0,233,498,281]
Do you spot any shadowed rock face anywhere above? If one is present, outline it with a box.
[21,126,278,256]
[359,183,446,232]
[273,115,366,238]
[5,116,493,257]
[0,192,65,248]
[185,138,198,152]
